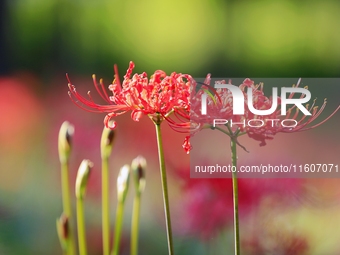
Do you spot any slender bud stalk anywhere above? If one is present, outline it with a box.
[112,165,130,255]
[75,159,93,255]
[58,121,76,255]
[130,156,146,255]
[101,124,115,255]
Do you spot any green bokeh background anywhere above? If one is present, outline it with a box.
[4,0,340,77]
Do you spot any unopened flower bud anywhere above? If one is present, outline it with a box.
[100,122,115,159]
[58,121,74,164]
[117,165,130,203]
[131,156,146,196]
[75,159,93,199]
[56,213,69,250]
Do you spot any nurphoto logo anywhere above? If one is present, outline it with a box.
[200,80,311,128]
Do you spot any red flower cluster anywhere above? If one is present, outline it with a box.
[68,63,339,152]
[68,61,192,150]
[190,77,340,147]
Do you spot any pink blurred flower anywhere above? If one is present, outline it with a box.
[0,76,44,151]
[242,196,310,255]
[175,166,303,240]
[243,230,309,255]
[0,75,45,191]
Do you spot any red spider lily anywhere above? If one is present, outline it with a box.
[190,78,340,148]
[67,61,192,149]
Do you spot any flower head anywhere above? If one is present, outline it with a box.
[190,77,340,148]
[68,61,192,152]
[68,61,191,131]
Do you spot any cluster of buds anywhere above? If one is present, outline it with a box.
[57,120,146,255]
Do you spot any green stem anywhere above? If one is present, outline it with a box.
[213,126,231,137]
[76,198,87,255]
[154,122,174,255]
[102,159,110,255]
[112,202,125,255]
[130,195,141,255]
[230,137,240,255]
[61,163,76,255]
[213,125,247,138]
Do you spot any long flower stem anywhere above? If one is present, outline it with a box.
[102,159,110,255]
[112,202,124,255]
[76,198,87,255]
[61,163,76,255]
[154,122,174,255]
[130,195,141,255]
[230,136,240,255]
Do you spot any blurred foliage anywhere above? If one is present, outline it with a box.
[4,0,340,78]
